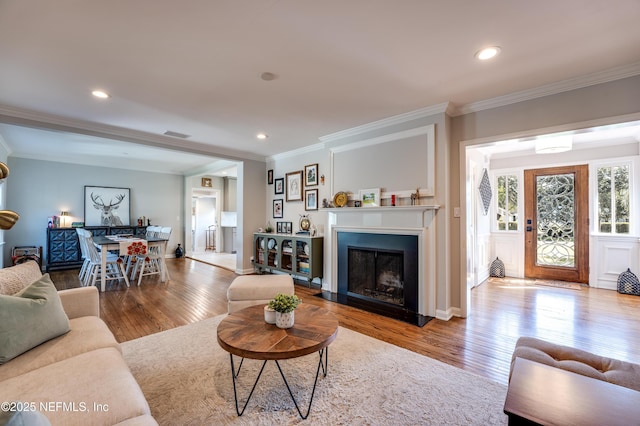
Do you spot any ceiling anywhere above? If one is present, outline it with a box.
[1,1,640,173]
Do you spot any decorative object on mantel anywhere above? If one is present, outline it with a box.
[478,168,492,216]
[617,268,640,296]
[333,191,348,208]
[410,188,420,205]
[489,257,505,278]
[359,188,380,207]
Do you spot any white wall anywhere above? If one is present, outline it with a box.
[5,157,184,267]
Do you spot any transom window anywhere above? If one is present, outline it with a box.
[496,174,518,231]
[597,164,630,234]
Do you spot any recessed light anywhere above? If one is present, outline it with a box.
[257,133,268,140]
[475,46,501,61]
[260,72,277,81]
[92,89,110,99]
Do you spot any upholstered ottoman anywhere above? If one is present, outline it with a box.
[227,274,295,313]
[511,336,640,391]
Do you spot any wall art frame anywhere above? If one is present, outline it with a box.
[286,170,303,202]
[305,188,318,211]
[274,178,284,194]
[84,185,131,226]
[273,199,283,218]
[305,163,318,187]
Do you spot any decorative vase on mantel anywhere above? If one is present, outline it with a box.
[275,311,295,329]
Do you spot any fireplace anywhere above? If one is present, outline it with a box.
[330,231,429,326]
[324,205,439,322]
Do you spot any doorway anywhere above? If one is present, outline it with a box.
[524,165,589,283]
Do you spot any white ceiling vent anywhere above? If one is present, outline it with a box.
[164,130,191,139]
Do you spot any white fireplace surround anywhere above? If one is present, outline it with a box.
[325,205,439,318]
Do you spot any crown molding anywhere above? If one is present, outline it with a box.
[454,61,640,116]
[320,102,451,143]
[0,105,265,163]
[266,141,325,162]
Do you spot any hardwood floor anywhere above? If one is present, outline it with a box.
[50,259,640,386]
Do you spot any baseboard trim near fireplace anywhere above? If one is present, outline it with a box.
[314,291,433,327]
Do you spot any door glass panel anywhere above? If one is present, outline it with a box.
[536,173,575,267]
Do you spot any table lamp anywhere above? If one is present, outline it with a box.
[61,211,69,228]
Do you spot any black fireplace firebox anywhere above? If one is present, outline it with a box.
[329,231,430,326]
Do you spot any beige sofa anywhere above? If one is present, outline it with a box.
[0,261,157,426]
[511,336,640,392]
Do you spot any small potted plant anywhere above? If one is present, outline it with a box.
[265,222,273,233]
[268,293,302,329]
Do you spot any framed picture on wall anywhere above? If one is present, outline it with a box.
[305,163,318,186]
[274,178,284,194]
[267,169,273,185]
[84,185,131,226]
[305,189,318,211]
[273,199,283,218]
[286,170,303,201]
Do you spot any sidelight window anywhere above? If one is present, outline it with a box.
[597,164,630,234]
[495,174,518,231]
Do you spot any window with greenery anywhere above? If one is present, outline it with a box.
[496,174,518,231]
[597,164,630,234]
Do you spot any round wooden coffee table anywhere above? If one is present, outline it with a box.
[217,303,339,419]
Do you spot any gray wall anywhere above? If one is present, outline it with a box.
[5,157,184,267]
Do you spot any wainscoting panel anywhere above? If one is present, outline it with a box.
[491,232,524,278]
[592,235,640,290]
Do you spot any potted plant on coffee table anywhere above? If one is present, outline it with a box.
[268,293,302,329]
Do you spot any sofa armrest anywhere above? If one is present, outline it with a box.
[58,287,100,319]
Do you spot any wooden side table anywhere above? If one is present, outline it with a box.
[217,304,339,419]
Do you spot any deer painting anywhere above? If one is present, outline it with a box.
[91,192,126,226]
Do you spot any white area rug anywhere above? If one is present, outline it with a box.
[122,315,508,425]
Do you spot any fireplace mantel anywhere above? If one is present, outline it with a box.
[324,205,439,318]
[325,205,440,213]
